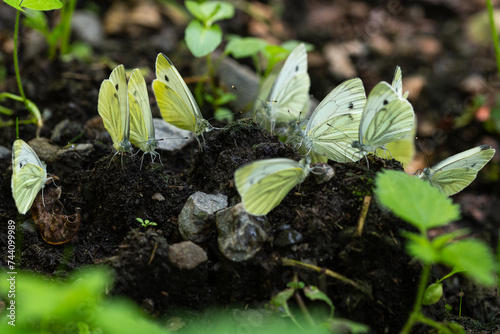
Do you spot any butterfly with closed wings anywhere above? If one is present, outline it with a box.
[98,64,133,156]
[11,139,52,214]
[254,43,311,134]
[128,68,161,169]
[234,157,311,216]
[418,145,495,196]
[152,53,213,148]
[352,80,414,166]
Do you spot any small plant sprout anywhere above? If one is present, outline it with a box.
[375,170,496,334]
[269,275,369,333]
[136,218,157,228]
[1,0,63,135]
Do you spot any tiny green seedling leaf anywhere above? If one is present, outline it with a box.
[225,36,269,58]
[375,170,461,232]
[185,20,222,57]
[422,282,443,305]
[440,239,496,286]
[4,0,63,11]
[185,1,234,26]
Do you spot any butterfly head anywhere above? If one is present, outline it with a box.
[114,139,133,153]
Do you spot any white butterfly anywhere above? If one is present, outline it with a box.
[234,157,311,216]
[418,145,495,196]
[254,43,311,134]
[391,66,409,99]
[128,68,160,168]
[11,139,50,214]
[152,53,213,147]
[293,78,366,163]
[98,64,133,154]
[352,81,414,165]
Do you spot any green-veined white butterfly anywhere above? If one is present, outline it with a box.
[11,139,51,214]
[391,66,409,99]
[234,157,311,216]
[98,64,133,154]
[254,43,311,134]
[375,66,415,167]
[293,78,366,163]
[418,145,495,196]
[352,81,414,165]
[128,68,160,168]
[152,53,213,147]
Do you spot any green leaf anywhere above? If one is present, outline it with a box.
[214,107,234,123]
[374,170,461,232]
[185,1,234,25]
[303,285,335,318]
[430,229,469,251]
[422,282,443,305]
[401,231,439,264]
[440,239,496,286]
[4,0,63,11]
[225,36,268,58]
[22,8,49,36]
[185,20,222,57]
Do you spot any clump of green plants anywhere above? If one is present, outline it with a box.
[136,217,157,228]
[1,0,63,134]
[375,170,496,334]
[0,267,167,334]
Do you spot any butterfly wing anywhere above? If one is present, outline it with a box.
[304,78,366,162]
[98,65,132,152]
[256,44,310,131]
[421,145,495,196]
[359,82,414,151]
[234,158,310,216]
[376,114,417,166]
[128,69,157,152]
[153,53,203,133]
[11,139,47,214]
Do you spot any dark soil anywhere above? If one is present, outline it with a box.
[1,0,500,333]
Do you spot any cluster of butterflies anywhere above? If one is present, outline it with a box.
[235,43,496,216]
[10,46,496,218]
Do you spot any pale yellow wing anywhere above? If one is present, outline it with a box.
[234,158,310,216]
[153,53,204,133]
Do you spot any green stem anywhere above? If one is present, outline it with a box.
[487,0,500,79]
[399,263,431,334]
[13,9,27,102]
[60,0,77,55]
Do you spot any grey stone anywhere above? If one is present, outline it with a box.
[274,229,304,247]
[216,203,271,262]
[72,10,103,47]
[313,163,335,184]
[178,192,228,242]
[168,241,208,270]
[153,118,193,151]
[0,145,10,159]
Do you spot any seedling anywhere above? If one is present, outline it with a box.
[136,218,157,228]
[269,275,369,333]
[23,0,90,61]
[1,0,63,134]
[375,170,496,334]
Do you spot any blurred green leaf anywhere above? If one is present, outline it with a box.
[440,239,496,286]
[225,36,269,58]
[304,285,334,318]
[185,20,222,57]
[423,282,443,305]
[4,0,62,11]
[214,107,234,122]
[185,1,234,26]
[22,8,50,36]
[401,231,439,264]
[375,170,461,232]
